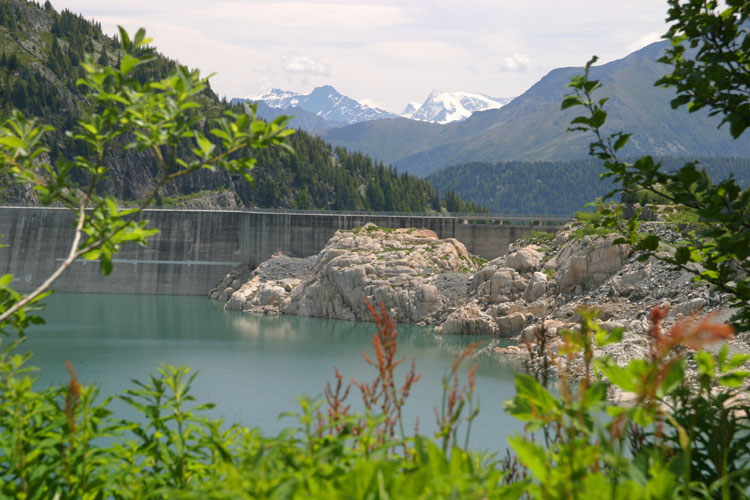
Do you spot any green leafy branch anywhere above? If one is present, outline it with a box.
[0,27,294,331]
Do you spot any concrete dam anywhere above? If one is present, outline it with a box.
[0,206,570,296]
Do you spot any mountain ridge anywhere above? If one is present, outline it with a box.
[321,41,750,177]
[242,85,398,125]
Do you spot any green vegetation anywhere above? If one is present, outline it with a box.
[1,0,750,498]
[562,0,750,333]
[571,203,623,239]
[427,157,750,215]
[470,255,489,269]
[504,309,750,499]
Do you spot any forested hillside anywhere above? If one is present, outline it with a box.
[428,156,750,215]
[0,0,465,213]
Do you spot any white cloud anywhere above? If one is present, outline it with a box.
[626,32,663,53]
[281,54,331,82]
[52,0,673,111]
[498,53,531,72]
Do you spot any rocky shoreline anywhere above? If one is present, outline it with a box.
[210,221,749,367]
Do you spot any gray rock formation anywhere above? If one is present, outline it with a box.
[555,234,631,293]
[284,224,477,323]
[505,246,543,273]
[210,220,745,369]
[210,252,316,314]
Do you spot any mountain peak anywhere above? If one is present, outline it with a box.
[405,91,513,124]
[247,85,397,125]
[401,101,421,119]
[311,84,341,96]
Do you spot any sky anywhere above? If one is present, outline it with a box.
[52,1,671,113]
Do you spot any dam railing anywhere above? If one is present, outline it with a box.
[0,204,573,226]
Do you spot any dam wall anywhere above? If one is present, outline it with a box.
[0,206,568,296]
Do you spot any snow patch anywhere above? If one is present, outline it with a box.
[407,90,514,124]
[249,86,397,125]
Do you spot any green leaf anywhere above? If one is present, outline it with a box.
[674,246,691,265]
[513,373,559,414]
[0,136,26,149]
[723,353,750,372]
[717,343,729,371]
[561,95,582,110]
[118,26,131,50]
[583,381,609,409]
[590,109,608,129]
[613,133,631,151]
[194,133,215,158]
[595,326,623,347]
[80,122,98,135]
[695,350,715,378]
[132,27,152,49]
[120,53,139,76]
[659,359,685,396]
[508,436,548,482]
[598,359,637,392]
[718,371,750,387]
[100,252,113,276]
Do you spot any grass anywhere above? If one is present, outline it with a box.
[571,209,616,239]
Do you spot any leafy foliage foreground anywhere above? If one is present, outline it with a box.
[2,2,750,496]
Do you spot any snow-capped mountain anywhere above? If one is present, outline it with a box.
[400,101,421,119]
[252,85,398,125]
[405,91,514,124]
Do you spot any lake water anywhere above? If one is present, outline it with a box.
[21,293,524,452]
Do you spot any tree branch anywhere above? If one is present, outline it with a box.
[0,202,86,324]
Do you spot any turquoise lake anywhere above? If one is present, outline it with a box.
[22,293,524,452]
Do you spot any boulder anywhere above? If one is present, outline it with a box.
[438,305,498,335]
[555,234,630,293]
[506,246,543,273]
[670,297,707,317]
[469,266,497,293]
[487,268,527,303]
[524,272,549,302]
[496,312,527,337]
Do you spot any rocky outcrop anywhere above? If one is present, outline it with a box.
[439,305,498,335]
[284,224,477,323]
[166,189,242,209]
[210,221,742,371]
[210,252,316,314]
[430,221,737,350]
[505,246,543,273]
[555,234,631,293]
